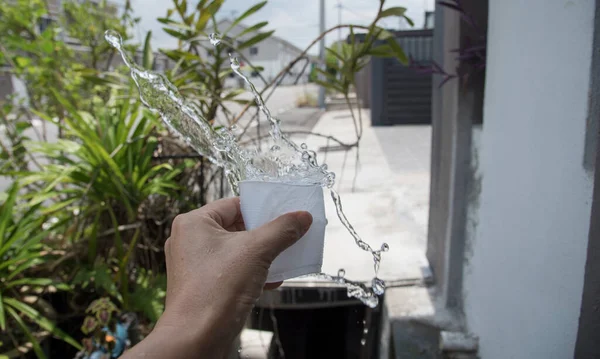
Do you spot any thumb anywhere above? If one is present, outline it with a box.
[249,211,313,262]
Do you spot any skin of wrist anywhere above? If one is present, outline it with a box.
[150,299,237,358]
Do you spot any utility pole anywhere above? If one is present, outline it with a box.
[335,1,342,81]
[336,1,342,46]
[318,0,326,109]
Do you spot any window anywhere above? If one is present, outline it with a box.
[424,11,435,29]
[155,60,164,72]
[250,47,258,56]
[38,17,54,33]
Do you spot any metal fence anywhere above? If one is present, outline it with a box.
[371,29,433,126]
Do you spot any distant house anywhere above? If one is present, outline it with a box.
[210,19,313,86]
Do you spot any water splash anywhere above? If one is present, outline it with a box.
[105,30,389,308]
[208,33,221,46]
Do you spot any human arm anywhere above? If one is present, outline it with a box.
[120,197,312,358]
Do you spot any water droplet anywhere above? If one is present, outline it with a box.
[381,242,389,252]
[209,33,221,46]
[229,124,238,132]
[361,338,367,346]
[337,268,346,278]
[372,277,385,295]
[229,55,240,70]
[104,30,123,48]
[358,241,371,251]
[363,328,369,334]
[108,27,388,312]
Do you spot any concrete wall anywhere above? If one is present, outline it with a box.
[463,1,596,358]
[575,3,600,357]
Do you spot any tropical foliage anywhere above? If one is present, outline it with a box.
[0,0,409,357]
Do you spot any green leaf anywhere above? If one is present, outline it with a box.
[237,30,274,50]
[0,292,5,331]
[39,39,54,54]
[40,198,77,215]
[5,298,82,350]
[163,27,190,40]
[196,0,224,31]
[386,37,409,65]
[6,258,44,281]
[222,88,245,100]
[0,228,48,260]
[375,28,395,41]
[313,78,345,94]
[379,6,407,18]
[403,16,415,27]
[5,278,56,289]
[315,67,339,83]
[48,89,82,122]
[225,1,267,34]
[237,21,268,38]
[15,121,31,134]
[5,306,46,359]
[367,44,393,57]
[0,184,18,248]
[195,0,210,11]
[14,56,31,68]
[143,31,154,69]
[326,47,345,63]
[81,74,120,87]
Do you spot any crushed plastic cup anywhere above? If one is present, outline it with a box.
[239,180,327,283]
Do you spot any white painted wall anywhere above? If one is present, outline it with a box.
[463,1,596,358]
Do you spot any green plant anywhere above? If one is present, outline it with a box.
[21,95,183,308]
[0,184,81,358]
[80,297,120,353]
[157,0,267,123]
[128,270,166,323]
[313,3,411,146]
[1,0,211,355]
[0,0,413,355]
[62,0,135,71]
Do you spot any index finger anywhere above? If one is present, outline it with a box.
[200,197,243,229]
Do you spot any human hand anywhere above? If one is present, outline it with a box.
[121,197,312,358]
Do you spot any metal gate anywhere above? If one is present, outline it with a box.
[371,29,433,126]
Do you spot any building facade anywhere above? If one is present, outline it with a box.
[212,19,312,87]
[423,0,600,357]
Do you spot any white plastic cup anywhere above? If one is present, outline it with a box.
[239,180,327,283]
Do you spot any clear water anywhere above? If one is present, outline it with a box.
[105,30,388,308]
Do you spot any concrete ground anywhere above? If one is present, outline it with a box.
[285,108,433,286]
[215,83,318,130]
[279,108,441,358]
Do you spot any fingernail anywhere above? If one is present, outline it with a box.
[296,211,313,235]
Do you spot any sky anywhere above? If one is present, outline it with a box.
[122,0,435,55]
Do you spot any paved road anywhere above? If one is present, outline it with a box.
[215,84,319,132]
[285,109,432,286]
